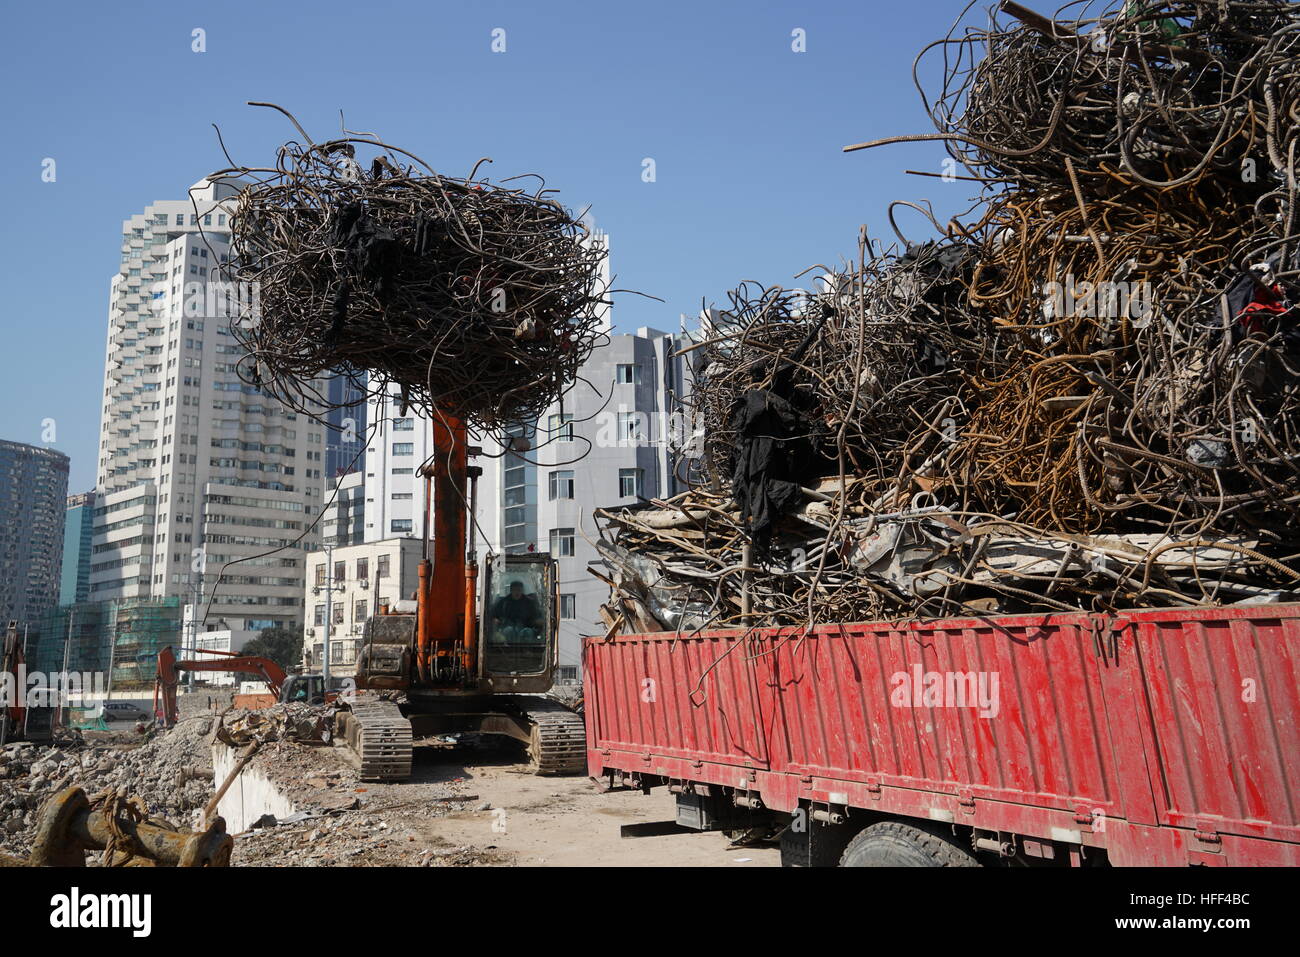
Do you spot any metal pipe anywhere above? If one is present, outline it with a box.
[974,837,1015,857]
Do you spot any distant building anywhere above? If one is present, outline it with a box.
[191,627,261,685]
[0,440,70,626]
[518,326,696,681]
[60,491,96,605]
[302,537,422,677]
[324,374,367,480]
[91,178,324,636]
[321,471,366,547]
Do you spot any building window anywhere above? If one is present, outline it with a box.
[391,519,413,534]
[560,594,576,619]
[314,564,325,586]
[355,599,368,622]
[393,418,414,431]
[547,413,574,441]
[334,561,345,583]
[392,467,413,475]
[616,363,641,385]
[548,470,575,500]
[617,412,643,443]
[619,468,644,499]
[391,443,414,456]
[356,557,369,580]
[377,554,390,578]
[392,492,412,501]
[332,602,344,624]
[314,604,325,626]
[549,527,575,557]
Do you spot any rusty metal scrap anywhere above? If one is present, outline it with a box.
[597,1,1300,631]
[206,103,612,440]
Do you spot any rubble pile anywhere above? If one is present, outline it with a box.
[0,716,216,857]
[218,702,334,747]
[598,0,1300,628]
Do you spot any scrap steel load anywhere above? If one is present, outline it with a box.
[597,0,1300,631]
[208,104,611,433]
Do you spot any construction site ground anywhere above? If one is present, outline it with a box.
[234,737,779,867]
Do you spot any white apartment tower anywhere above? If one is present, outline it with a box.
[91,178,323,633]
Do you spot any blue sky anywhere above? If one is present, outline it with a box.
[0,0,985,492]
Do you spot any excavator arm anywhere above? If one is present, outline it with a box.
[153,646,289,727]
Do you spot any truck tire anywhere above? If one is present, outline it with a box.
[779,823,853,867]
[838,821,980,867]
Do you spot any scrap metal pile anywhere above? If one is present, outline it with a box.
[209,106,611,434]
[597,0,1300,631]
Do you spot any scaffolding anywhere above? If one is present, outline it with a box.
[25,597,182,692]
[107,597,183,691]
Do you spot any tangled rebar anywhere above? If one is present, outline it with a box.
[596,0,1300,632]
[207,105,611,436]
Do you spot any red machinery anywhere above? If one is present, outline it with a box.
[585,603,1300,867]
[1,620,53,746]
[153,646,326,727]
[337,411,584,781]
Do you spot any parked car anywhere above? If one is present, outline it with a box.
[97,701,151,723]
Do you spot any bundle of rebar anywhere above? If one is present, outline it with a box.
[596,0,1300,632]
[207,106,611,435]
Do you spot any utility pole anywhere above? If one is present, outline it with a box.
[57,607,75,727]
[187,578,203,692]
[322,542,334,688]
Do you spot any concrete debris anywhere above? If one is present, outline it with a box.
[0,716,216,860]
[217,703,333,747]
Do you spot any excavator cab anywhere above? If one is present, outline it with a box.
[480,553,558,691]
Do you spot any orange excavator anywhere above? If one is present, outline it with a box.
[153,646,330,727]
[336,412,584,781]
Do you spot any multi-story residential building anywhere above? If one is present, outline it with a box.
[521,326,696,681]
[302,537,422,676]
[60,491,96,606]
[90,179,324,637]
[0,440,70,626]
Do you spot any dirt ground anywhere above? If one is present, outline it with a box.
[234,738,780,867]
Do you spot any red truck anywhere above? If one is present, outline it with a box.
[584,603,1300,866]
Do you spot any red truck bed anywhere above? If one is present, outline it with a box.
[584,604,1300,866]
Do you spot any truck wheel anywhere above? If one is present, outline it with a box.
[839,821,980,867]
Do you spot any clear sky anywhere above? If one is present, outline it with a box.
[0,0,986,492]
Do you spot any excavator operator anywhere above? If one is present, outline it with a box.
[490,580,543,643]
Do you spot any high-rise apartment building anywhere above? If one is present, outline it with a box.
[0,440,70,625]
[90,179,324,634]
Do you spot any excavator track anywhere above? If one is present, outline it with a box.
[343,697,412,782]
[525,709,587,776]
